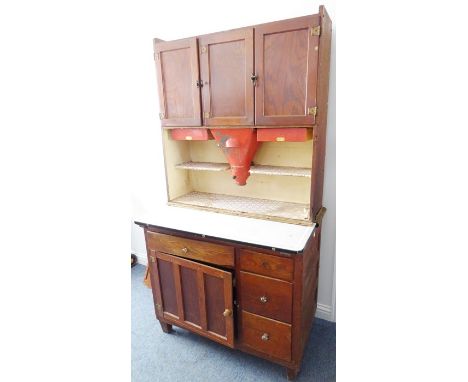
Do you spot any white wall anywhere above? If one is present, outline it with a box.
[131,0,336,321]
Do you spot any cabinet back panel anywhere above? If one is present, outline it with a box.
[263,29,308,117]
[161,48,195,119]
[190,171,311,204]
[189,140,313,168]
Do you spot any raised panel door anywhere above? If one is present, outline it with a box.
[149,250,234,348]
[154,37,202,126]
[199,28,254,126]
[255,15,320,126]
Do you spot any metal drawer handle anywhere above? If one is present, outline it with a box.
[181,247,188,254]
[260,296,268,303]
[261,333,269,341]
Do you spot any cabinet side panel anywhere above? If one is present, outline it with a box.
[205,275,226,336]
[310,7,332,219]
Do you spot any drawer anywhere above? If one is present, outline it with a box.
[239,249,293,281]
[240,271,292,323]
[146,232,234,267]
[170,128,213,141]
[241,310,291,362]
[257,128,312,142]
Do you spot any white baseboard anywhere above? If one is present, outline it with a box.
[315,303,334,322]
[132,252,335,322]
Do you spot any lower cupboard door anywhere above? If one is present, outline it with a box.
[149,250,234,348]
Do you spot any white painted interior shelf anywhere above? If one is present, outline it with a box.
[170,191,310,223]
[175,161,311,178]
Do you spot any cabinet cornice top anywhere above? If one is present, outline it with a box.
[153,13,321,44]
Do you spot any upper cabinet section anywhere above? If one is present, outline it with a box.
[199,28,254,126]
[154,38,202,127]
[255,15,320,126]
[153,13,323,127]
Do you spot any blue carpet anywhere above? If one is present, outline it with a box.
[132,264,335,381]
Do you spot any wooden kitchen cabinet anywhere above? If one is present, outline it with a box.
[254,15,321,126]
[138,5,332,380]
[153,37,202,126]
[199,28,254,126]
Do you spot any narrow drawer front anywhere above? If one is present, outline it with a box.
[239,249,293,281]
[240,271,293,323]
[257,128,312,142]
[147,232,234,267]
[241,311,291,362]
[170,128,212,141]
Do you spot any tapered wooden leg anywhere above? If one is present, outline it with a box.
[159,321,173,333]
[286,367,298,381]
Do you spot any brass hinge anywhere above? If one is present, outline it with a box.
[204,111,210,119]
[308,106,317,117]
[311,26,321,36]
[313,207,327,227]
[159,112,165,120]
[150,255,155,263]
[154,52,160,61]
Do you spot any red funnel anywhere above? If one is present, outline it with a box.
[210,129,260,186]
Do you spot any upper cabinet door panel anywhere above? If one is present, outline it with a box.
[154,38,202,126]
[199,28,254,126]
[255,15,320,126]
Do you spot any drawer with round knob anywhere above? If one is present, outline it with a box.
[146,232,234,267]
[239,271,293,323]
[240,310,291,362]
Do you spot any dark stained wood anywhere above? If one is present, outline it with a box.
[153,251,235,348]
[154,37,201,126]
[239,249,294,281]
[142,6,332,380]
[310,5,332,221]
[240,311,292,362]
[205,274,227,336]
[240,271,293,323]
[255,15,320,126]
[157,258,178,316]
[159,322,173,333]
[199,28,254,126]
[147,231,235,267]
[180,267,200,326]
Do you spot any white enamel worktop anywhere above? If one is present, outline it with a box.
[134,205,315,253]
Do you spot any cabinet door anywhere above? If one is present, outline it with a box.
[154,38,202,126]
[255,15,320,126]
[199,28,254,126]
[149,250,234,348]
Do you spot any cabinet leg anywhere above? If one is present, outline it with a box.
[159,321,173,333]
[286,367,298,381]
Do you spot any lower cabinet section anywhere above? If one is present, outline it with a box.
[240,310,292,362]
[143,227,322,380]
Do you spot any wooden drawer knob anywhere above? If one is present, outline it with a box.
[223,309,232,317]
[261,333,270,341]
[259,296,268,303]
